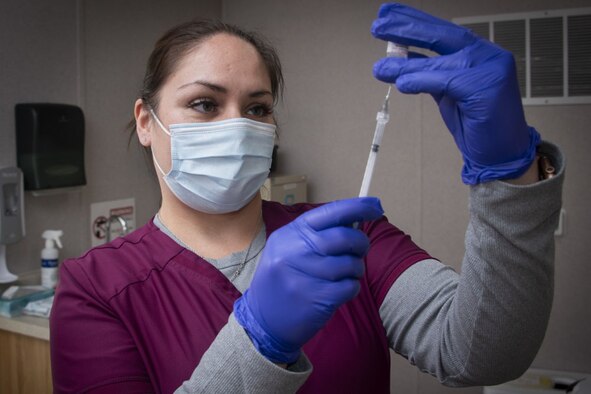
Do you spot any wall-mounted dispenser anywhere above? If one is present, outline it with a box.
[0,167,25,283]
[15,103,86,195]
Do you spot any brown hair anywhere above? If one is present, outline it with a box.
[128,19,284,140]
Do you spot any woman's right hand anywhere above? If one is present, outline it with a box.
[233,197,384,364]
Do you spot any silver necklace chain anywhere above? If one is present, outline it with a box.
[155,212,263,283]
[230,215,264,282]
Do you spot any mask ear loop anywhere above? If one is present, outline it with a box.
[149,108,171,136]
[149,108,171,177]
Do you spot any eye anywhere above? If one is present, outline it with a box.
[246,103,273,118]
[189,99,218,114]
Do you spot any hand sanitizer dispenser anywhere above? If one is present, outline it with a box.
[0,167,25,283]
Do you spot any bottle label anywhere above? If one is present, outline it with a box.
[42,258,59,268]
[42,267,58,289]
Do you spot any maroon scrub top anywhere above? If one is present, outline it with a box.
[50,200,431,393]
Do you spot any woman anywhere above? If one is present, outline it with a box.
[50,3,564,393]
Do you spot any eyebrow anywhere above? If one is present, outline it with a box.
[178,80,272,98]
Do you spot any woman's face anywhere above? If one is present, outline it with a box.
[136,33,274,175]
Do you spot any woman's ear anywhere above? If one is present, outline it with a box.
[135,99,152,147]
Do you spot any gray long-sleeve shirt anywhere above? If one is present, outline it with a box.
[171,141,563,393]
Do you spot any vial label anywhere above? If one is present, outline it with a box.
[387,42,409,58]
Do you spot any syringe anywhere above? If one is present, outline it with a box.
[358,87,391,197]
[358,42,408,198]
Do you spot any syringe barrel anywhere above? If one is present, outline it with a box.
[376,110,390,123]
[359,117,388,197]
[357,42,405,199]
[371,117,388,147]
[359,150,378,198]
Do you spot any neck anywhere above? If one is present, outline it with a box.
[158,191,263,260]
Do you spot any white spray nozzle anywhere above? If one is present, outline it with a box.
[42,230,63,249]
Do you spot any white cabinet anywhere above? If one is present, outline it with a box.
[261,175,307,205]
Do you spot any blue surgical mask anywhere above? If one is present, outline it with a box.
[150,110,276,214]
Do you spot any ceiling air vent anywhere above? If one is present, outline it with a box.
[454,8,591,105]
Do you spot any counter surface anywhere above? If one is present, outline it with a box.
[0,271,51,341]
[0,313,49,341]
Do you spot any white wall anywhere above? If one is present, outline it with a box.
[0,0,221,274]
[222,1,591,393]
[0,0,82,274]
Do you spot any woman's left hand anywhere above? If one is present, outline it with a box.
[371,3,540,184]
[234,197,383,364]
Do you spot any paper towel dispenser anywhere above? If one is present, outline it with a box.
[15,103,86,192]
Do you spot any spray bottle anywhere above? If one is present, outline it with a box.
[41,230,63,289]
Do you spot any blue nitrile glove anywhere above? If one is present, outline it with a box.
[233,197,384,364]
[371,3,541,184]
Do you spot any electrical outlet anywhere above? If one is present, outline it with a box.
[90,198,135,246]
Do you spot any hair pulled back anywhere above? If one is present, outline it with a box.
[130,19,283,134]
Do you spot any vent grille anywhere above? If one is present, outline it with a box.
[454,8,591,105]
[531,17,563,97]
[494,20,526,97]
[569,14,591,96]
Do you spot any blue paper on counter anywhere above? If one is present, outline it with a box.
[0,285,54,317]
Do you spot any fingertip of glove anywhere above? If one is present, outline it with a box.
[395,74,420,94]
[359,196,384,216]
[372,3,402,39]
[377,3,390,18]
[372,59,392,82]
[377,3,403,18]
[372,61,382,79]
[370,18,385,39]
[395,74,410,92]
